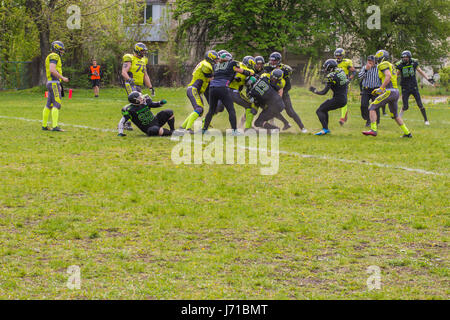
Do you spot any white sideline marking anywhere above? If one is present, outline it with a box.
[244,147,446,176]
[1,115,447,177]
[0,116,116,132]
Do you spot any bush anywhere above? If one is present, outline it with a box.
[438,66,450,91]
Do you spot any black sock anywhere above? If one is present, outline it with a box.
[420,108,428,122]
[168,117,175,131]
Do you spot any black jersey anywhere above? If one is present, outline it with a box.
[249,73,284,103]
[210,60,239,87]
[316,68,348,98]
[396,59,419,88]
[121,98,163,133]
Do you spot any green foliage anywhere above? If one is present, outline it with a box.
[174,0,449,64]
[438,66,450,91]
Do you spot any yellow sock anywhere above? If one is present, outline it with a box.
[185,112,199,130]
[341,105,348,118]
[42,107,50,127]
[371,122,377,131]
[52,108,59,128]
[400,124,410,135]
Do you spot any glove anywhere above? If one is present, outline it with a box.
[248,97,255,104]
[126,78,135,85]
[159,99,167,105]
[250,108,257,115]
[118,133,126,137]
[151,87,155,96]
[309,86,316,93]
[372,87,386,96]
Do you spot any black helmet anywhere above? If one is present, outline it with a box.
[205,50,219,64]
[128,91,143,105]
[270,69,284,84]
[401,50,412,63]
[375,50,389,64]
[334,48,345,62]
[269,52,282,67]
[134,42,148,58]
[323,59,338,73]
[242,56,256,70]
[255,56,265,65]
[51,41,65,55]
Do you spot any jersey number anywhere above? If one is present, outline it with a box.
[135,63,145,73]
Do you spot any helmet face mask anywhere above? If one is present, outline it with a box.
[334,48,345,63]
[269,52,282,67]
[242,56,256,70]
[51,41,65,55]
[205,50,219,64]
[401,50,412,64]
[254,56,265,71]
[220,52,232,61]
[128,91,144,105]
[134,43,148,58]
[323,59,338,73]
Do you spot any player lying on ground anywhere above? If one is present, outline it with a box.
[118,92,175,137]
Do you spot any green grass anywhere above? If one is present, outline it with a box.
[0,86,448,299]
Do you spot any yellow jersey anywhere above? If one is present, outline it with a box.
[45,52,63,82]
[229,62,253,91]
[123,54,148,86]
[337,58,353,76]
[188,60,214,94]
[378,61,398,89]
[260,72,285,90]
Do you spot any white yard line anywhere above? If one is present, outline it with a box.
[1,115,447,177]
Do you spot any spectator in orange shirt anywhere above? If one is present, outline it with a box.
[89,59,103,97]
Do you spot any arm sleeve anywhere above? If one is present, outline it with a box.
[118,116,127,134]
[315,83,331,95]
[358,67,367,79]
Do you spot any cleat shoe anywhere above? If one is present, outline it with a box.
[314,129,330,136]
[424,121,430,126]
[402,133,412,138]
[52,126,65,132]
[117,133,126,137]
[42,126,51,131]
[172,129,186,137]
[231,129,243,136]
[339,118,345,126]
[362,130,377,136]
[282,123,292,131]
[301,128,308,133]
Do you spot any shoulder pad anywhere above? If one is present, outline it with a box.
[48,52,60,61]
[123,54,133,63]
[378,61,390,70]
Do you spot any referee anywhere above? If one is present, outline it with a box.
[359,55,383,126]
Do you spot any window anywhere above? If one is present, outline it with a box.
[148,51,158,65]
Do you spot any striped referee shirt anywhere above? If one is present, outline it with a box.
[358,65,381,89]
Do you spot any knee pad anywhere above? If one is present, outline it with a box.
[147,125,160,136]
[194,106,203,116]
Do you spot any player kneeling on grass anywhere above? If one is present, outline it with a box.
[362,50,412,138]
[118,92,175,137]
[309,59,349,136]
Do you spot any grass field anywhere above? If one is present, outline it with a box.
[0,86,448,299]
